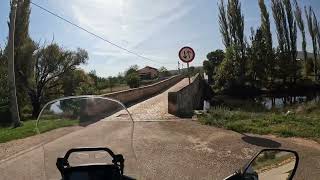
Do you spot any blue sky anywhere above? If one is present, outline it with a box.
[1,0,320,77]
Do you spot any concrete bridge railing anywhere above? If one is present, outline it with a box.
[168,74,204,118]
[102,75,184,105]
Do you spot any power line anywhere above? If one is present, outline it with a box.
[30,1,174,65]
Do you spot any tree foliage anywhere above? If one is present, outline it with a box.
[62,69,95,96]
[203,49,225,84]
[207,49,225,66]
[227,0,245,74]
[294,0,307,73]
[107,76,117,92]
[283,0,298,82]
[159,66,170,77]
[214,0,316,93]
[215,46,238,90]
[271,0,298,83]
[125,65,140,88]
[25,43,88,117]
[217,0,245,85]
[247,28,268,87]
[0,47,8,106]
[259,0,275,83]
[305,6,318,79]
[218,0,231,47]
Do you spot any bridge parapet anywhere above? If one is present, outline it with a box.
[102,75,184,106]
[168,74,204,118]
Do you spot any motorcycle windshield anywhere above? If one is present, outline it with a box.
[36,96,139,179]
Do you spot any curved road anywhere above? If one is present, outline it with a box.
[0,78,320,179]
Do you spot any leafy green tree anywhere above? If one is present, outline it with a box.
[108,76,116,92]
[203,60,213,84]
[24,43,88,117]
[125,65,140,88]
[88,70,98,87]
[294,0,307,74]
[217,0,245,85]
[259,0,275,83]
[117,73,126,84]
[272,0,286,53]
[159,66,170,77]
[218,0,231,47]
[126,65,139,76]
[205,49,225,84]
[215,46,239,90]
[126,73,140,88]
[0,47,8,106]
[271,0,291,83]
[207,49,225,66]
[227,0,246,77]
[283,0,298,82]
[62,69,95,96]
[0,49,10,124]
[305,6,318,79]
[271,0,298,83]
[247,28,267,87]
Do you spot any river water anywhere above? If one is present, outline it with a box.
[255,93,320,109]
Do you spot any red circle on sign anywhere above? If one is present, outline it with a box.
[179,46,195,63]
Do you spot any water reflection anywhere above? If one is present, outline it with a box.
[255,94,320,110]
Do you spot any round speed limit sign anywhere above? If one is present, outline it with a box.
[179,46,195,63]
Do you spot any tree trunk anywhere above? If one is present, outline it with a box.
[8,1,21,127]
[31,100,41,118]
[313,50,318,81]
[208,72,213,85]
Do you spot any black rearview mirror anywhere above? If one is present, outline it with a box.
[243,149,299,180]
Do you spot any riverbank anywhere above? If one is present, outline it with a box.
[199,99,320,143]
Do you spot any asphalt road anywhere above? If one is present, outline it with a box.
[0,78,320,180]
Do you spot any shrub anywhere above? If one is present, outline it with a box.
[126,73,140,88]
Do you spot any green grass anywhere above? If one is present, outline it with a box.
[199,101,320,140]
[0,119,79,143]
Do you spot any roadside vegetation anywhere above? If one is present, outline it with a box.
[204,0,320,95]
[200,0,320,142]
[199,100,320,141]
[0,118,78,143]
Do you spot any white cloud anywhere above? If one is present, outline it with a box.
[62,0,191,49]
[48,0,201,76]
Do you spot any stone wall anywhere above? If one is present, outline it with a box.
[102,75,184,105]
[168,74,204,117]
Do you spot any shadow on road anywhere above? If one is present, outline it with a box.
[241,135,281,148]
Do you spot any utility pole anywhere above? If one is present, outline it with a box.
[8,0,21,127]
[178,61,180,74]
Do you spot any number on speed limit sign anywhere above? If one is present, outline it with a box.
[179,46,195,63]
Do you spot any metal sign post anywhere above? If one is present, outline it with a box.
[187,62,190,84]
[178,46,195,84]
